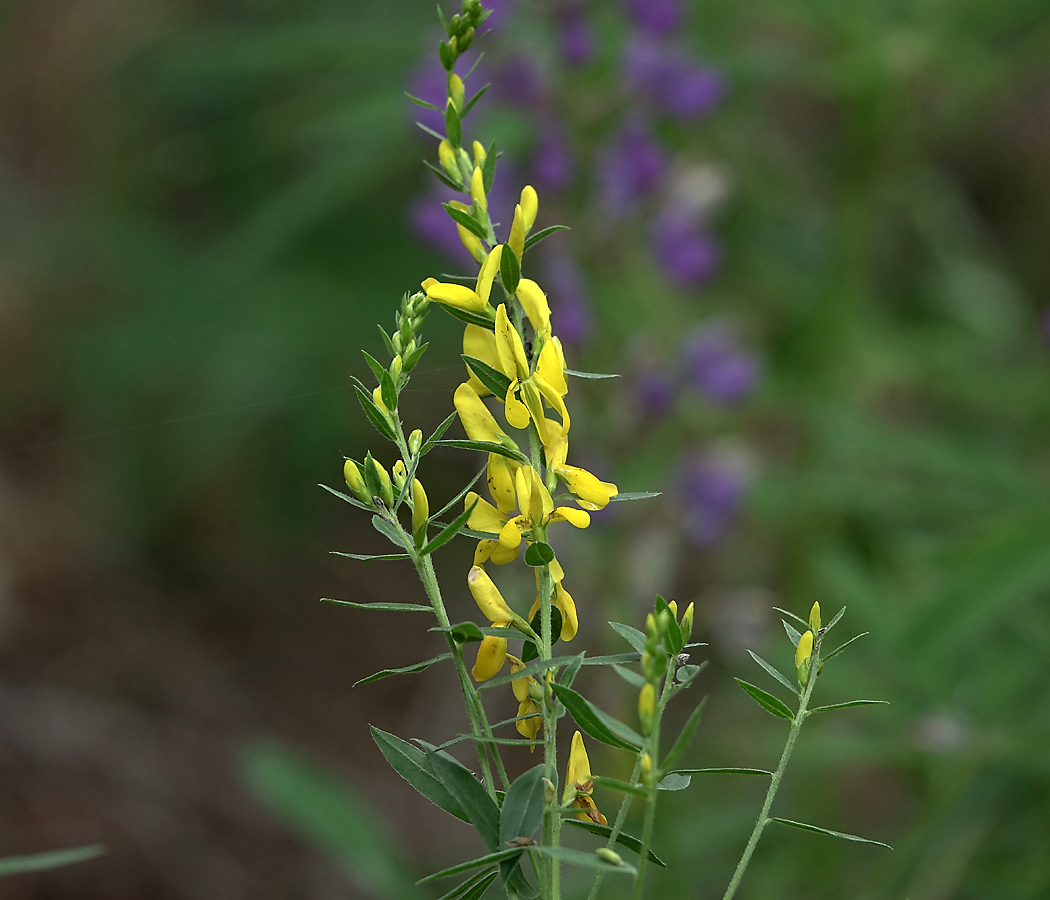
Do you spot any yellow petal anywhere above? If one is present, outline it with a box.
[549,555,564,582]
[474,539,519,566]
[520,381,552,446]
[454,382,505,444]
[472,140,486,166]
[566,731,591,787]
[412,479,429,535]
[467,565,515,623]
[472,626,510,681]
[466,492,507,534]
[509,205,525,262]
[494,305,529,379]
[550,506,590,529]
[499,518,523,549]
[504,383,531,429]
[520,185,538,231]
[424,280,486,312]
[536,337,567,396]
[530,468,554,522]
[516,278,551,335]
[555,582,578,640]
[486,453,519,515]
[470,166,487,212]
[553,463,618,510]
[476,245,503,305]
[514,467,533,520]
[456,224,485,262]
[516,698,542,741]
[534,376,570,436]
[464,324,502,380]
[796,630,814,668]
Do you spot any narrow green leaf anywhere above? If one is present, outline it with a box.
[481,139,497,192]
[445,101,462,147]
[501,242,521,293]
[425,748,501,851]
[527,845,636,875]
[592,776,647,796]
[735,678,794,721]
[656,595,683,655]
[434,303,498,329]
[610,491,661,501]
[0,845,105,878]
[431,621,486,643]
[560,654,585,690]
[437,40,453,72]
[581,652,642,666]
[432,465,487,520]
[354,386,395,441]
[823,606,847,634]
[420,497,478,556]
[809,700,888,713]
[416,120,446,141]
[462,355,512,398]
[657,773,691,791]
[822,632,869,663]
[372,515,409,550]
[562,820,666,866]
[768,817,891,848]
[608,621,647,653]
[330,552,410,562]
[551,685,642,751]
[772,607,809,629]
[380,370,398,411]
[747,650,799,696]
[421,411,460,454]
[322,598,431,612]
[354,653,451,687]
[403,341,429,372]
[611,664,647,689]
[782,620,803,647]
[673,768,772,776]
[361,350,387,382]
[435,868,498,900]
[661,698,707,771]
[319,483,372,512]
[461,84,490,118]
[444,203,486,239]
[377,325,396,356]
[370,727,469,823]
[563,368,619,379]
[436,4,450,35]
[405,91,442,111]
[523,224,570,250]
[523,542,555,567]
[499,765,545,845]
[431,439,529,462]
[417,848,523,884]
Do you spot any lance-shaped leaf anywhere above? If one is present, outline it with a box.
[747,650,799,695]
[608,622,647,653]
[0,846,105,878]
[461,84,490,118]
[822,632,868,663]
[353,653,451,687]
[523,224,570,250]
[319,483,372,512]
[808,700,889,714]
[417,848,523,884]
[322,598,432,612]
[479,654,580,691]
[403,340,429,372]
[372,515,410,550]
[610,491,661,501]
[443,203,487,239]
[444,102,462,147]
[500,242,521,293]
[420,497,478,556]
[361,350,388,382]
[592,777,647,797]
[735,678,794,721]
[424,160,462,191]
[426,747,501,852]
[420,411,460,454]
[772,606,809,630]
[672,767,772,777]
[563,367,619,379]
[612,665,647,689]
[435,868,499,900]
[782,620,803,647]
[370,727,469,823]
[481,140,498,192]
[499,765,545,846]
[380,370,398,411]
[436,304,498,330]
[354,386,396,441]
[330,552,411,562]
[823,606,846,634]
[661,698,707,771]
[768,817,891,848]
[551,684,643,751]
[462,355,512,398]
[562,821,666,866]
[431,439,529,463]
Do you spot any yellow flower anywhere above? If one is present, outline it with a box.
[510,655,543,744]
[472,622,510,682]
[448,73,465,110]
[520,185,538,231]
[467,565,515,623]
[509,205,525,262]
[545,435,619,511]
[472,140,486,166]
[454,382,508,445]
[422,245,502,314]
[516,279,552,335]
[470,166,487,212]
[527,578,579,641]
[562,731,607,825]
[796,629,814,686]
[438,140,458,179]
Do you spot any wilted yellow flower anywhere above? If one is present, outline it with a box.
[527,578,578,641]
[562,731,607,825]
[472,622,510,682]
[510,655,543,744]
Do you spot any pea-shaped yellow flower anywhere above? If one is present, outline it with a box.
[422,245,502,315]
[562,731,607,825]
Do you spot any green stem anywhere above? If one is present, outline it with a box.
[585,757,643,900]
[721,659,820,900]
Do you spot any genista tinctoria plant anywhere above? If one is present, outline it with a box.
[325,3,891,897]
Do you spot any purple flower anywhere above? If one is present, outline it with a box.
[625,35,725,121]
[407,64,448,136]
[541,251,591,345]
[653,207,720,287]
[408,186,474,262]
[559,7,594,67]
[683,325,761,405]
[489,55,546,107]
[598,122,666,212]
[634,368,676,417]
[533,124,573,191]
[623,0,683,36]
[680,451,749,546]
[481,0,517,33]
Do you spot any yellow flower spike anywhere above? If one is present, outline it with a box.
[516,279,552,335]
[486,453,519,514]
[470,166,487,213]
[422,277,490,314]
[564,732,607,825]
[472,140,486,166]
[796,629,814,687]
[412,478,429,537]
[476,245,503,306]
[467,565,515,623]
[448,73,465,111]
[520,185,538,231]
[392,459,407,491]
[454,383,507,444]
[552,462,618,511]
[509,205,525,262]
[809,602,821,632]
[463,325,501,395]
[638,683,655,736]
[438,140,458,179]
[472,623,510,681]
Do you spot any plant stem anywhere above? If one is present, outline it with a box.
[585,756,643,900]
[720,661,820,900]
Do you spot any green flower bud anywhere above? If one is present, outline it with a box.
[408,429,423,455]
[809,601,821,632]
[595,848,623,866]
[391,459,407,492]
[343,459,370,503]
[638,683,655,736]
[645,613,659,644]
[641,651,655,682]
[681,602,694,641]
[657,608,673,637]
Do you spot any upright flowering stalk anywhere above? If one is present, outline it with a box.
[326,4,888,898]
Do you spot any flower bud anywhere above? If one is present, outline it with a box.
[365,455,394,508]
[681,602,694,641]
[448,74,465,111]
[641,651,655,681]
[467,565,515,623]
[391,332,403,355]
[391,355,403,377]
[438,140,459,180]
[509,205,525,262]
[472,140,486,167]
[668,600,678,621]
[645,613,659,644]
[412,478,429,538]
[408,429,423,455]
[809,601,821,632]
[343,459,370,503]
[457,223,485,262]
[470,166,487,213]
[371,385,389,415]
[796,630,814,687]
[657,608,673,637]
[527,677,545,703]
[520,185,538,231]
[640,752,653,786]
[596,848,623,866]
[392,459,407,492]
[638,683,655,735]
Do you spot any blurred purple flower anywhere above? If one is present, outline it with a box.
[625,35,725,121]
[623,0,683,35]
[680,452,749,546]
[533,124,573,191]
[634,368,676,417]
[541,251,591,345]
[598,122,665,212]
[407,64,448,135]
[409,186,473,262]
[482,0,517,33]
[489,55,547,107]
[683,325,761,406]
[653,207,720,287]
[559,7,594,67]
